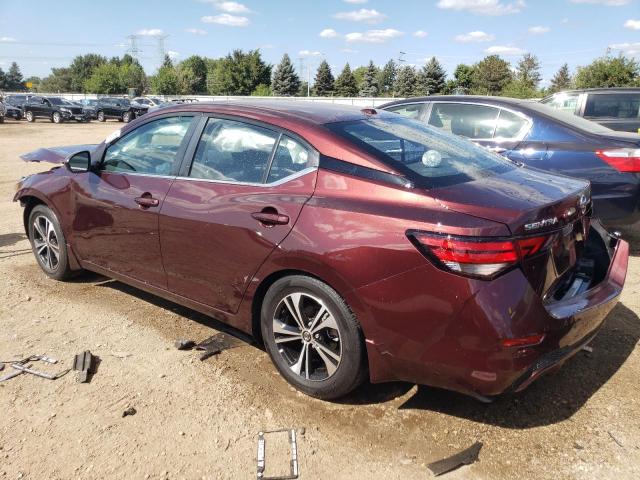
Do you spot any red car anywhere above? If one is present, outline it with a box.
[14,102,628,401]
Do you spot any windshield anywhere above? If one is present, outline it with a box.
[526,101,614,134]
[326,115,516,189]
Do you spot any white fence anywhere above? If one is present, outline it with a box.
[3,92,399,107]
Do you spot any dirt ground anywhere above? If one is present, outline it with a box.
[1,119,639,480]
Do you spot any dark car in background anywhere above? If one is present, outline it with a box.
[5,94,31,116]
[1,100,23,120]
[95,97,148,123]
[380,96,640,226]
[24,96,90,123]
[132,96,170,112]
[14,102,628,401]
[78,99,98,119]
[541,88,640,133]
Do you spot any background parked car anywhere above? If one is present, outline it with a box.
[380,96,640,226]
[95,97,147,123]
[131,96,170,113]
[541,88,640,133]
[78,98,98,119]
[5,94,31,116]
[4,102,23,120]
[24,96,90,123]
[0,100,5,123]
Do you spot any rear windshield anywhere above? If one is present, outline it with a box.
[326,115,516,188]
[527,101,613,134]
[584,93,640,119]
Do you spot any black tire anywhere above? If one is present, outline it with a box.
[52,111,62,124]
[261,275,366,400]
[16,112,22,121]
[97,111,105,122]
[122,111,132,123]
[26,110,35,122]
[27,205,73,281]
[0,116,3,124]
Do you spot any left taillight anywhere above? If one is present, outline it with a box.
[407,231,549,279]
[595,148,640,173]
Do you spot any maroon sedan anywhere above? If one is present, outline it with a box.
[14,102,628,401]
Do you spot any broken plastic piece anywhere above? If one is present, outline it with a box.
[175,339,196,350]
[256,429,299,480]
[427,441,482,476]
[73,350,96,383]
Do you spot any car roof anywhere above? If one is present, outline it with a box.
[547,87,640,95]
[379,95,536,109]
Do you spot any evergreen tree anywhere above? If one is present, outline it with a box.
[0,67,7,90]
[334,63,358,96]
[393,65,417,97]
[359,61,379,97]
[473,55,513,95]
[453,64,474,93]
[516,53,542,89]
[313,60,334,96]
[7,62,24,90]
[549,63,572,93]
[377,59,397,96]
[415,57,446,95]
[272,54,301,96]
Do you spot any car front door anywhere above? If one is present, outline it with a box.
[70,114,197,287]
[159,116,318,314]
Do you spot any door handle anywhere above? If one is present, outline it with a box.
[486,146,507,154]
[135,194,159,208]
[251,211,290,226]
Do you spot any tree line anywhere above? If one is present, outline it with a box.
[2,50,639,98]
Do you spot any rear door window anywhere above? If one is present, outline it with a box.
[584,93,640,119]
[427,103,499,139]
[385,103,425,120]
[267,136,313,183]
[189,118,278,183]
[495,109,530,139]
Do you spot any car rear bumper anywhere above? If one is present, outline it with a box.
[357,223,629,399]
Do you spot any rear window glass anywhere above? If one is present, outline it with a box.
[385,103,424,119]
[584,93,640,119]
[326,115,516,189]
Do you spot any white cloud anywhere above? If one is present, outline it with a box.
[413,30,428,38]
[0,36,16,42]
[609,42,640,57]
[216,1,250,13]
[341,48,359,53]
[137,29,164,36]
[570,0,630,5]
[345,28,404,43]
[455,30,494,42]
[201,14,250,26]
[485,45,525,55]
[320,28,339,38]
[334,8,386,24]
[624,19,640,30]
[167,50,180,59]
[528,25,550,34]
[437,0,525,16]
[299,50,323,57]
[185,28,207,35]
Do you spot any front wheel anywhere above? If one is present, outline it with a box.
[28,205,74,280]
[122,111,132,123]
[261,275,366,400]
[26,111,35,122]
[97,111,105,122]
[52,112,63,123]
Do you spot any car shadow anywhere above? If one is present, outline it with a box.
[390,302,640,428]
[0,232,26,248]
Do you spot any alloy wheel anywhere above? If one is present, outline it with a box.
[32,215,60,271]
[272,292,342,381]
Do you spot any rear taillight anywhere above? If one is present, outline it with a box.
[595,148,640,173]
[408,231,549,279]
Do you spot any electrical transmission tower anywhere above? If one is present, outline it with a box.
[126,34,141,61]
[156,34,170,66]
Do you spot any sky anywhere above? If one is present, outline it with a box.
[0,0,639,87]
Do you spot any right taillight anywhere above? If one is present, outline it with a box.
[408,231,550,279]
[595,148,640,173]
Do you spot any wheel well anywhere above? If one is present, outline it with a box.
[250,269,324,345]
[21,196,46,236]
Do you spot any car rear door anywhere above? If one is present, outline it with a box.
[70,114,198,287]
[159,115,318,314]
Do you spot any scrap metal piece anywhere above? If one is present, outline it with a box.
[122,407,137,418]
[196,332,242,361]
[427,441,482,477]
[72,351,96,383]
[0,364,29,382]
[175,339,196,350]
[256,429,299,480]
[10,362,69,380]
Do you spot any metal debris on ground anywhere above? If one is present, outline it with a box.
[0,355,69,382]
[195,332,243,361]
[175,339,196,350]
[256,428,299,480]
[427,441,482,476]
[72,350,96,383]
[582,345,594,354]
[122,407,137,418]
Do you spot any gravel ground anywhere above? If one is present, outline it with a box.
[1,119,639,480]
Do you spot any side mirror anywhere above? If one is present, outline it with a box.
[66,151,91,173]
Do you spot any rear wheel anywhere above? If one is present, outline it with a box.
[261,275,366,400]
[26,111,35,122]
[28,205,73,280]
[122,111,132,123]
[52,112,62,123]
[97,111,105,122]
